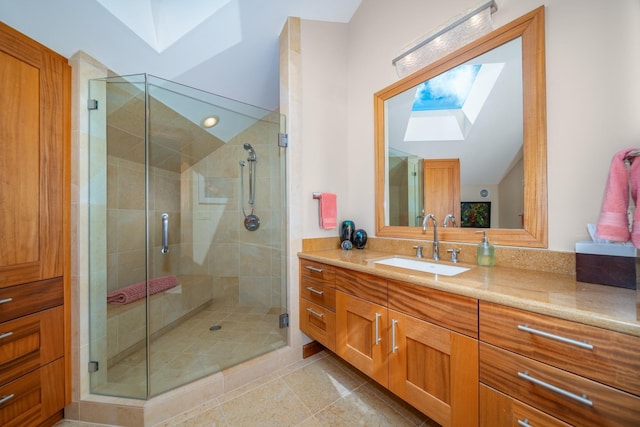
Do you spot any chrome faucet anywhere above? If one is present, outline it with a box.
[421,213,439,261]
[443,214,457,228]
[413,245,423,258]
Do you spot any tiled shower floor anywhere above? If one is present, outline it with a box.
[94,301,287,398]
[57,351,440,426]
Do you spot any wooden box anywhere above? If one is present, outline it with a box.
[575,242,637,289]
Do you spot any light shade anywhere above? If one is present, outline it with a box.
[393,1,497,78]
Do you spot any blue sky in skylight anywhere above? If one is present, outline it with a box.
[412,64,481,111]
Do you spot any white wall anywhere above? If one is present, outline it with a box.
[300,20,350,236]
[298,0,640,252]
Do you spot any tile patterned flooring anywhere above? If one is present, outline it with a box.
[56,351,440,426]
[94,301,288,398]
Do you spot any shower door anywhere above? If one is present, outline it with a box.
[88,74,287,399]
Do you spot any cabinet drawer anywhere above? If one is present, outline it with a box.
[388,279,478,338]
[300,280,335,310]
[300,299,335,351]
[0,306,64,386]
[0,278,63,323]
[335,268,387,306]
[300,260,335,285]
[480,343,640,427]
[479,301,640,396]
[480,384,571,427]
[0,358,65,427]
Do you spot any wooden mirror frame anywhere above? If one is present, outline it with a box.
[374,6,547,248]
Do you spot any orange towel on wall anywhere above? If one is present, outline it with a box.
[319,192,337,229]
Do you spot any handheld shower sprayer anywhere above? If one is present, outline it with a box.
[240,143,260,231]
[244,143,257,161]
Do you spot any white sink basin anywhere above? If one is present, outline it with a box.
[373,257,469,276]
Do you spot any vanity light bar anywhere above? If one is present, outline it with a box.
[392,0,497,67]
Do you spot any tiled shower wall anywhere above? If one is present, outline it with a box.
[184,114,284,310]
[103,103,284,365]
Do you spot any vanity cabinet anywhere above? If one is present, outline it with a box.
[480,384,571,426]
[387,280,478,427]
[335,268,388,386]
[479,301,640,426]
[332,265,479,427]
[300,260,336,351]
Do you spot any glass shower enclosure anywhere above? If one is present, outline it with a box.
[88,74,287,399]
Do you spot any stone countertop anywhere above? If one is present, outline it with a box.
[298,249,640,338]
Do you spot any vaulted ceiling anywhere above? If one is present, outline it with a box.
[0,0,362,109]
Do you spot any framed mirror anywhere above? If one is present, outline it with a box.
[375,6,547,247]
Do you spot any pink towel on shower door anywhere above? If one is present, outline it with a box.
[595,148,635,242]
[319,192,337,229]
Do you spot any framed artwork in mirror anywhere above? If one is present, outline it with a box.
[461,202,491,228]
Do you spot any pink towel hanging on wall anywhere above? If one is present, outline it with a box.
[594,147,640,248]
[314,192,337,229]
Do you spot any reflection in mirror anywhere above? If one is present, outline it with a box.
[386,37,523,229]
[375,6,547,247]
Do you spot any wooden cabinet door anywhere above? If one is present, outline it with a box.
[336,291,388,386]
[388,309,478,427]
[423,158,460,223]
[480,384,571,427]
[0,23,70,288]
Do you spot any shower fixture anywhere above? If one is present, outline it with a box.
[240,143,260,231]
[244,143,256,161]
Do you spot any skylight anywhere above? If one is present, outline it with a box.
[404,62,504,142]
[96,0,232,53]
[412,64,481,111]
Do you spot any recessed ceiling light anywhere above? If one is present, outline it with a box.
[202,116,219,128]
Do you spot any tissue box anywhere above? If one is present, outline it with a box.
[575,241,638,289]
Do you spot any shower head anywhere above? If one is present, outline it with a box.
[243,143,257,161]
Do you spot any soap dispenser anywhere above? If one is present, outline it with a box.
[476,230,495,266]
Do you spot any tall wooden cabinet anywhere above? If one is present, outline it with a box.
[0,22,71,427]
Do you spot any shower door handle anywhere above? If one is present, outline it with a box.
[161,213,169,254]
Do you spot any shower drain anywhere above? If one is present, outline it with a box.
[210,325,222,331]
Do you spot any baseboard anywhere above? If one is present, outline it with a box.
[302,341,325,358]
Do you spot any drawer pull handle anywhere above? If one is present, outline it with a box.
[305,266,324,273]
[391,319,399,353]
[0,298,12,305]
[375,313,382,345]
[306,307,324,318]
[517,371,593,407]
[0,332,13,340]
[306,286,324,296]
[517,419,531,427]
[517,324,594,350]
[0,394,14,405]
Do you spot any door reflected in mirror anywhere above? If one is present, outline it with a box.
[374,6,547,247]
